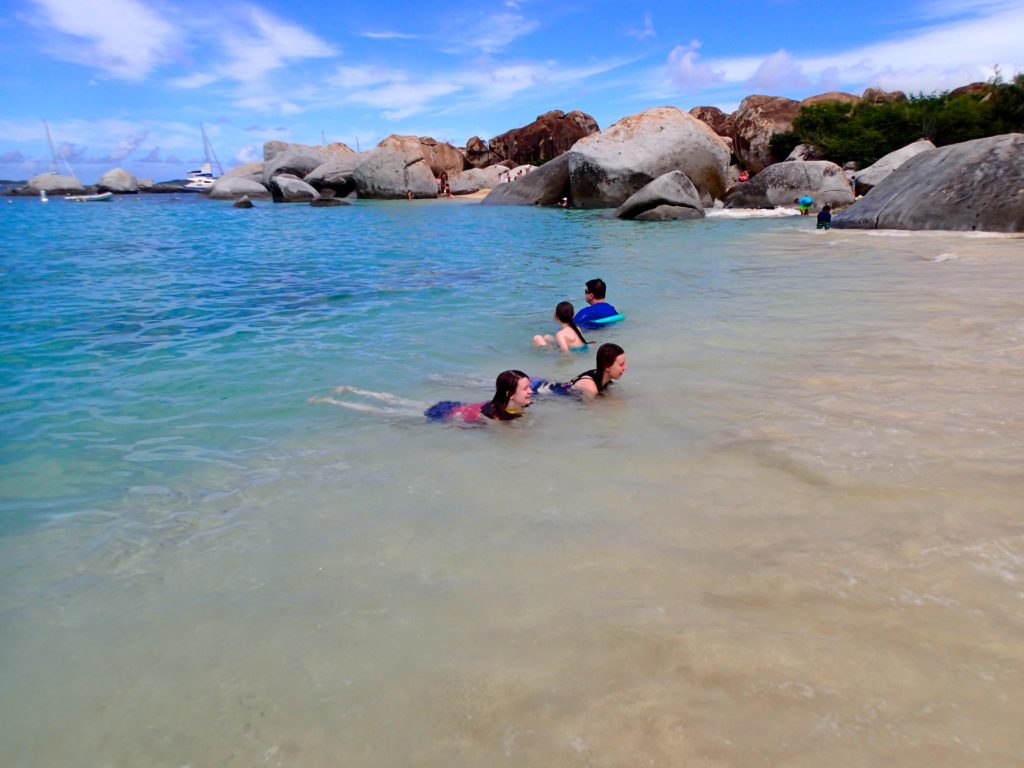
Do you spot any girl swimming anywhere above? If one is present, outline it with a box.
[312,370,532,424]
[531,343,627,400]
[532,301,589,353]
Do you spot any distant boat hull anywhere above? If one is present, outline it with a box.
[64,192,113,202]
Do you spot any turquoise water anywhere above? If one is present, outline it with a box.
[2,195,1023,766]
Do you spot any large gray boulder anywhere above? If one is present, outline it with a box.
[305,152,363,195]
[854,139,935,196]
[567,106,730,208]
[725,160,854,209]
[352,135,437,199]
[418,137,465,178]
[222,162,264,182]
[269,174,320,203]
[481,153,571,206]
[262,141,352,186]
[27,172,84,194]
[832,134,1024,233]
[615,170,705,221]
[785,144,823,162]
[97,167,139,193]
[448,165,510,195]
[209,176,270,199]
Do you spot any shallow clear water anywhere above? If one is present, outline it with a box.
[1,195,1023,766]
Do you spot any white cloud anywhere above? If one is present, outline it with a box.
[233,144,261,164]
[627,12,656,42]
[360,30,418,40]
[667,40,724,90]
[745,50,810,91]
[463,12,540,54]
[30,0,177,80]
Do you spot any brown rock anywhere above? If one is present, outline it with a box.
[949,82,991,98]
[800,91,860,107]
[861,88,907,104]
[731,95,801,172]
[464,136,503,168]
[488,110,600,167]
[418,137,466,178]
[689,106,734,138]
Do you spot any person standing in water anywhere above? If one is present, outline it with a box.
[533,301,589,352]
[573,279,620,330]
[816,205,832,230]
[532,343,628,400]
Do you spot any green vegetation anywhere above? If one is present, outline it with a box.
[771,74,1024,168]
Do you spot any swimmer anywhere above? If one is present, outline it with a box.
[311,370,532,424]
[532,301,589,352]
[531,343,627,400]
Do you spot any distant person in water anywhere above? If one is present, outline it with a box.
[532,343,627,400]
[573,278,620,330]
[816,205,832,230]
[424,369,532,422]
[533,301,589,352]
[796,196,813,215]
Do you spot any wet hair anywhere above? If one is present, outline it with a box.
[555,301,588,346]
[585,278,607,300]
[489,369,529,419]
[595,343,625,390]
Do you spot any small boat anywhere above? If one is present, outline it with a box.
[64,191,113,202]
[183,123,223,191]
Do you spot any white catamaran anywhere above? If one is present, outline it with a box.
[184,123,223,191]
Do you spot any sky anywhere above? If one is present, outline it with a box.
[1,0,1021,182]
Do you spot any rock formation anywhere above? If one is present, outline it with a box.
[305,153,363,196]
[27,172,84,194]
[615,171,705,221]
[480,153,571,206]
[799,92,860,107]
[853,139,935,196]
[464,136,503,168]
[418,137,465,178]
[269,174,319,202]
[232,195,254,208]
[352,135,437,199]
[724,160,854,209]
[785,144,824,162]
[488,110,600,167]
[689,106,734,138]
[832,134,1024,233]
[263,141,352,186]
[567,106,730,207]
[448,165,510,195]
[97,167,139,193]
[731,95,801,172]
[861,88,907,104]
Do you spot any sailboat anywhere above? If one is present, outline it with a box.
[183,123,223,191]
[38,120,85,196]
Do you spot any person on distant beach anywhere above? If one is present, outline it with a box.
[574,278,620,330]
[424,369,532,422]
[531,343,627,400]
[533,301,589,352]
[406,189,414,200]
[311,370,533,424]
[558,197,569,207]
[816,205,832,230]
[796,196,813,215]
[738,169,750,182]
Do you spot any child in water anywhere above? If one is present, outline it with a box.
[532,301,589,353]
[531,343,627,400]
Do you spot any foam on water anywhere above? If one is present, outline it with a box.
[2,195,1023,766]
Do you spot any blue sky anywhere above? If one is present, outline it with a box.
[1,0,1021,182]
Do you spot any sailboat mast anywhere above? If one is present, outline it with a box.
[200,122,224,176]
[45,120,59,172]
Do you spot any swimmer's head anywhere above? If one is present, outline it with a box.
[554,301,575,323]
[493,369,532,413]
[596,343,627,385]
[584,278,607,301]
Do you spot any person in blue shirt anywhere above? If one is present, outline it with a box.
[573,278,620,330]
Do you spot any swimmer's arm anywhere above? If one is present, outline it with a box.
[571,378,599,399]
[556,331,571,353]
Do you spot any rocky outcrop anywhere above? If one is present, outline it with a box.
[305,153,363,196]
[352,135,437,199]
[832,134,1024,233]
[269,174,319,202]
[489,110,600,167]
[567,106,731,207]
[464,136,503,168]
[448,165,510,195]
[137,178,153,190]
[861,88,907,104]
[854,139,935,195]
[800,91,860,107]
[731,95,801,172]
[222,162,264,182]
[97,167,139,193]
[27,172,84,194]
[724,160,854,209]
[950,82,990,98]
[481,153,571,206]
[262,141,352,186]
[209,176,271,199]
[232,195,254,208]
[615,171,705,221]
[785,144,823,162]
[418,137,465,178]
[689,106,734,138]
